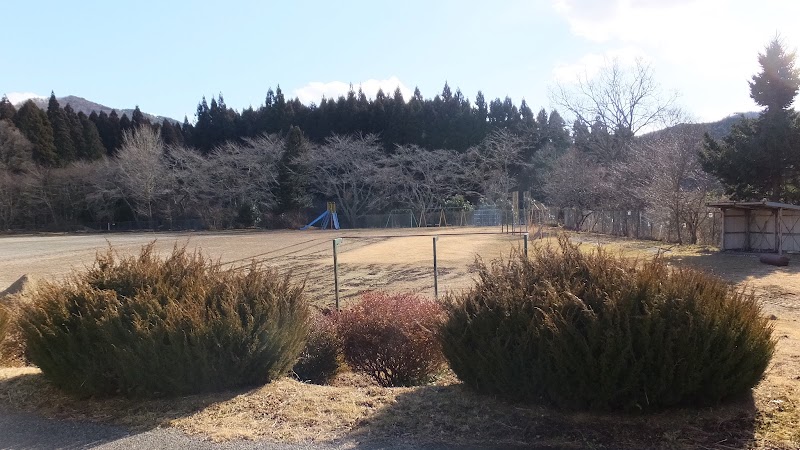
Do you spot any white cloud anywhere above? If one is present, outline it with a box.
[293,76,413,105]
[4,92,46,105]
[552,47,649,82]
[553,0,800,70]
[553,0,719,44]
[551,0,800,119]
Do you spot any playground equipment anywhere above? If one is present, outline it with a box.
[301,202,340,230]
[384,208,469,228]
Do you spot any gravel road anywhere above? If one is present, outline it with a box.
[0,408,521,450]
[0,408,337,450]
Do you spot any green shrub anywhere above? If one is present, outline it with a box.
[292,312,342,384]
[20,244,310,397]
[337,292,446,387]
[441,236,776,410]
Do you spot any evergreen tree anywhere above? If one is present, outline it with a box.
[572,119,591,151]
[194,97,211,152]
[702,38,800,202]
[239,106,258,138]
[119,113,132,135]
[79,112,106,160]
[547,110,571,152]
[276,126,310,213]
[14,100,57,166]
[131,106,150,129]
[750,37,800,112]
[63,104,86,159]
[181,116,194,146]
[47,93,75,164]
[209,93,236,146]
[160,119,183,146]
[0,96,16,121]
[274,85,289,131]
[92,111,122,155]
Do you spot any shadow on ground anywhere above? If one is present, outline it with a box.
[668,251,800,285]
[341,384,760,450]
[0,406,132,449]
[0,371,249,446]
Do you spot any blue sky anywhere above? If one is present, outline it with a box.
[4,0,799,124]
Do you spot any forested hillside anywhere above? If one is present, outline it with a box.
[0,84,574,231]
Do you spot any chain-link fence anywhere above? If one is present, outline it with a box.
[5,203,722,247]
[343,205,722,246]
[555,208,722,245]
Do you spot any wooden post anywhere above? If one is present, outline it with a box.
[433,236,439,300]
[523,232,529,257]
[778,208,783,255]
[744,209,751,251]
[333,238,342,310]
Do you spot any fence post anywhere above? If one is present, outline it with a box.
[524,232,529,257]
[333,238,342,311]
[433,235,439,300]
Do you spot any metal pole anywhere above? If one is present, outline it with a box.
[433,235,439,300]
[333,238,342,310]
[524,232,529,257]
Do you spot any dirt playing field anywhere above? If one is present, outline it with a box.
[1,227,799,448]
[0,227,526,308]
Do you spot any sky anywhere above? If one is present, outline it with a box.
[3,0,799,124]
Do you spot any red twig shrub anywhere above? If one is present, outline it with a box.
[337,292,445,387]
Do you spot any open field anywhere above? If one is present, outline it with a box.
[0,227,527,308]
[1,228,799,448]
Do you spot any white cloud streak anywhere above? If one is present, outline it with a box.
[293,76,413,105]
[4,92,46,105]
[552,47,649,83]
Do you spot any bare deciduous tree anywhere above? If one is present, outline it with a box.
[551,58,682,161]
[543,148,611,229]
[303,134,386,226]
[624,126,720,244]
[0,171,23,229]
[470,129,527,206]
[0,121,34,174]
[383,145,471,213]
[114,127,169,222]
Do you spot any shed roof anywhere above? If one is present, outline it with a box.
[707,200,800,211]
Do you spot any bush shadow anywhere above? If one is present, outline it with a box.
[668,250,800,287]
[340,383,759,450]
[0,370,250,445]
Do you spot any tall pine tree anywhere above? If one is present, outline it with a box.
[0,96,16,121]
[79,112,106,160]
[47,93,75,164]
[14,100,57,166]
[63,105,86,159]
[702,37,800,202]
[276,126,310,213]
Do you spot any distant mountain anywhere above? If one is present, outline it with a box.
[14,95,179,125]
[695,111,760,140]
[643,111,761,143]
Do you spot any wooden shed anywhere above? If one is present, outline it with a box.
[707,200,800,254]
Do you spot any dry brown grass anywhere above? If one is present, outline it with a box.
[0,293,30,367]
[1,229,799,448]
[0,366,785,448]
